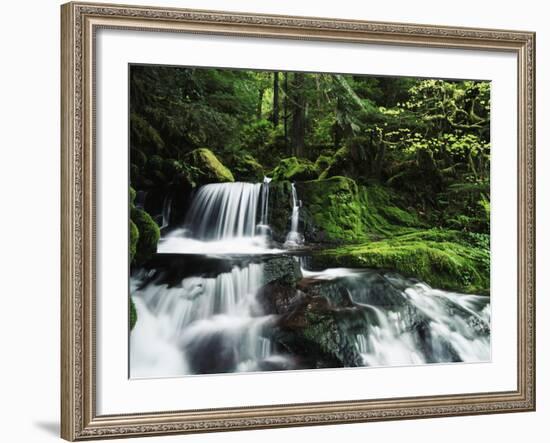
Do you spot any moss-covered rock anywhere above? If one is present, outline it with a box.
[313,229,490,295]
[297,176,365,243]
[314,154,332,173]
[129,186,137,206]
[129,219,139,263]
[131,207,160,265]
[230,153,264,182]
[294,177,420,244]
[129,297,138,330]
[270,157,318,181]
[183,148,234,184]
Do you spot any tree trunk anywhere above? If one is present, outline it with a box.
[272,72,279,126]
[290,72,306,157]
[257,88,265,120]
[283,72,289,153]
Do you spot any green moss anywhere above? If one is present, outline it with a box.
[129,186,136,206]
[271,157,318,181]
[314,154,332,173]
[129,220,139,263]
[131,207,160,265]
[296,178,421,243]
[184,148,234,184]
[297,176,365,243]
[230,153,264,182]
[314,229,490,295]
[318,146,351,180]
[129,297,138,330]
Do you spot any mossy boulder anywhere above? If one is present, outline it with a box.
[295,178,422,244]
[270,157,318,182]
[312,229,490,295]
[183,148,234,184]
[296,177,365,243]
[129,220,139,263]
[131,207,160,265]
[230,153,264,182]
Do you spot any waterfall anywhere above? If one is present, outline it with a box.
[161,194,172,229]
[284,183,304,246]
[184,182,262,240]
[256,177,272,239]
[157,180,279,255]
[130,262,279,377]
[132,178,490,377]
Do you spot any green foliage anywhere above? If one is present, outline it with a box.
[129,297,138,331]
[315,229,490,295]
[131,207,160,265]
[128,66,491,293]
[238,119,273,153]
[271,157,318,181]
[183,148,234,184]
[130,113,165,153]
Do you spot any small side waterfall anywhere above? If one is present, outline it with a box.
[161,195,172,229]
[256,177,272,239]
[284,183,304,246]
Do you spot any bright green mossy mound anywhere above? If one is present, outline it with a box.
[131,207,160,265]
[129,297,138,330]
[314,229,490,295]
[184,148,234,184]
[271,157,318,181]
[296,177,422,243]
[297,176,365,243]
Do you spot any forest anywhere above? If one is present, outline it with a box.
[128,65,491,375]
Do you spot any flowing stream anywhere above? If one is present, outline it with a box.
[131,179,491,377]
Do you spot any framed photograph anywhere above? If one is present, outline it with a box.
[61,2,536,440]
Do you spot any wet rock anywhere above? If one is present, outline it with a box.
[273,294,365,368]
[262,255,302,286]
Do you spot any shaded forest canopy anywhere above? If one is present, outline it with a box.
[129,64,491,294]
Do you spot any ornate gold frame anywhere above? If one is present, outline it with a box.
[61,2,536,440]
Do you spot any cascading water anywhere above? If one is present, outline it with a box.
[160,195,172,229]
[131,178,490,378]
[132,178,287,377]
[301,267,490,367]
[130,262,279,377]
[284,183,304,247]
[157,180,277,255]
